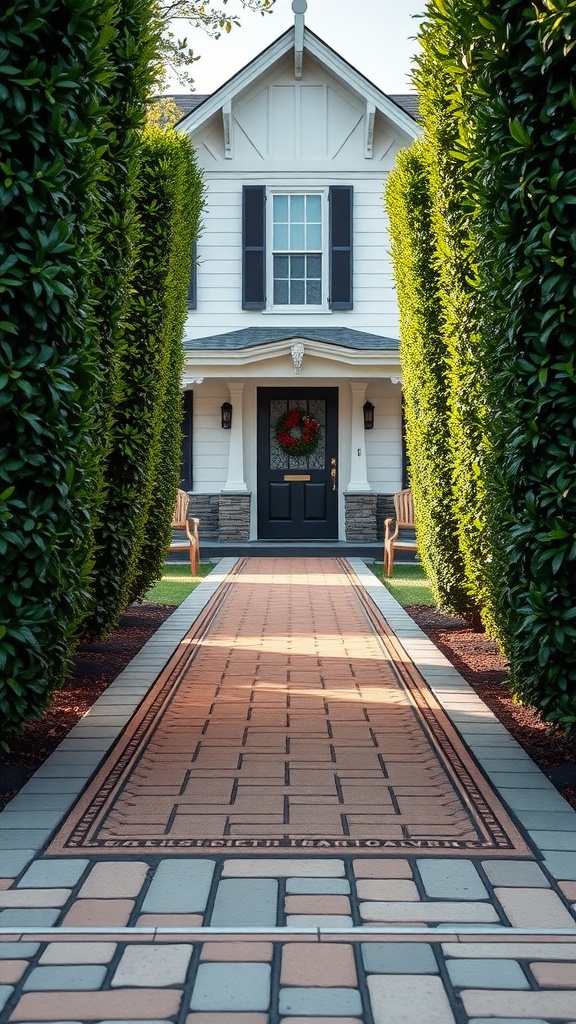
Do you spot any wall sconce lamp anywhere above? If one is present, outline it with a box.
[363,401,375,430]
[221,402,233,429]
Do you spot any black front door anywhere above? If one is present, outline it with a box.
[257,387,338,540]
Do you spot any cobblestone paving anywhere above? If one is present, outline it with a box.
[1,558,576,1024]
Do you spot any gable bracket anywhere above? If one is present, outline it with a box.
[364,101,376,159]
[223,100,233,159]
[293,0,305,79]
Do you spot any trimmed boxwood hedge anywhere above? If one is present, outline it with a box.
[465,1,576,729]
[0,0,114,734]
[414,0,576,730]
[82,0,161,640]
[413,7,496,634]
[386,140,472,617]
[128,126,205,601]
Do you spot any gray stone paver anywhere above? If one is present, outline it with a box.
[286,878,351,894]
[417,859,488,900]
[0,985,13,1013]
[2,561,576,1022]
[210,879,278,927]
[112,944,193,986]
[278,986,363,1016]
[367,974,456,1024]
[446,957,530,989]
[190,962,271,1011]
[361,942,438,974]
[481,861,550,889]
[0,943,40,959]
[531,831,576,850]
[0,908,60,926]
[542,851,576,879]
[141,860,216,914]
[22,964,107,990]
[17,859,89,889]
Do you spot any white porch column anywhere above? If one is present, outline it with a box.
[348,381,371,492]
[222,382,248,492]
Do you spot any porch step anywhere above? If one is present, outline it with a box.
[167,542,418,561]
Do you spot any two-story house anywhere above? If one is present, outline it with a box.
[174,1,419,553]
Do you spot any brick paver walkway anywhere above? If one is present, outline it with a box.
[1,557,576,1024]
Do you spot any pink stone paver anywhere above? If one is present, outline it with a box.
[284,895,351,915]
[352,860,413,879]
[78,861,149,898]
[461,989,576,1018]
[0,961,28,983]
[560,881,576,901]
[39,942,117,964]
[494,887,576,928]
[356,879,419,901]
[280,943,357,986]
[9,989,182,1021]
[530,962,576,987]
[200,943,273,962]
[62,898,134,927]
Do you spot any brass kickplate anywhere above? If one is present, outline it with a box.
[283,474,311,481]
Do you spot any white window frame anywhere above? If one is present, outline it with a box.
[266,187,330,312]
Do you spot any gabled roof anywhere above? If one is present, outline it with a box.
[184,327,399,352]
[175,25,419,141]
[167,91,418,122]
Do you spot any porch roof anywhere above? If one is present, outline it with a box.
[183,327,400,351]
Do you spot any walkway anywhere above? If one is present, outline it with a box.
[0,558,575,1024]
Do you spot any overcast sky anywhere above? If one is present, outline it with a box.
[165,0,426,95]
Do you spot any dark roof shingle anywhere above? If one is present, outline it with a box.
[184,327,399,351]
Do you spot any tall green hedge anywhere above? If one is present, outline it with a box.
[414,4,496,634]
[127,126,204,601]
[0,0,113,734]
[83,0,161,640]
[386,140,471,616]
[466,1,576,729]
[414,0,576,730]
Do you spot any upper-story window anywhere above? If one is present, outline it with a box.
[242,184,353,312]
[271,192,325,308]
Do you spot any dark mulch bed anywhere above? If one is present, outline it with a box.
[1,599,575,814]
[407,604,576,811]
[0,604,173,811]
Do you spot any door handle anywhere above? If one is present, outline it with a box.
[331,457,337,492]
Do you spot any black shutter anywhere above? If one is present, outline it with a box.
[242,185,266,309]
[180,390,194,491]
[329,185,353,310]
[187,239,197,309]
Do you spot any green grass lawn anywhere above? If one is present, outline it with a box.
[143,562,214,606]
[370,561,435,607]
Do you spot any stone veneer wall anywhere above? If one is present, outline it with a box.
[344,492,378,542]
[376,493,395,542]
[187,493,219,539]
[219,492,251,542]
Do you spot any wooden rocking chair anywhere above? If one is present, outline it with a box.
[168,489,200,575]
[384,488,418,576]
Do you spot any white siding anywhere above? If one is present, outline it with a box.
[183,53,410,342]
[190,382,231,493]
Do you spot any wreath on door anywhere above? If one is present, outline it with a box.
[275,407,321,457]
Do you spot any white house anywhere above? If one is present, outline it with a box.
[174,1,419,552]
